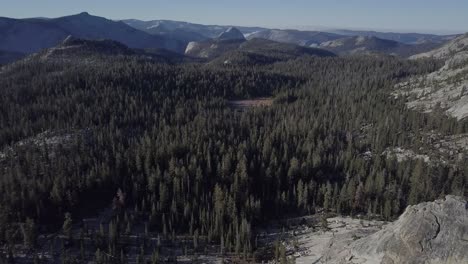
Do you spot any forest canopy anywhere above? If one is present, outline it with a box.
[0,53,466,261]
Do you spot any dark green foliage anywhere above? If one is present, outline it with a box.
[0,53,465,260]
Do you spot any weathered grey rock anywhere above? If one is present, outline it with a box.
[331,196,468,264]
[217,27,245,41]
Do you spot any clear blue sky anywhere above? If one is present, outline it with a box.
[1,0,467,34]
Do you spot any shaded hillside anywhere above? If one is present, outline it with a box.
[10,36,190,65]
[123,18,265,39]
[147,26,208,43]
[411,33,468,59]
[0,12,184,54]
[240,38,335,57]
[320,36,440,57]
[246,29,342,46]
[186,31,335,62]
[330,29,458,44]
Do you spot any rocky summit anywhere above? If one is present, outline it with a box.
[325,196,468,264]
[217,27,246,41]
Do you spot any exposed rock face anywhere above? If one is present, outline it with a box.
[327,196,468,264]
[217,27,245,41]
[411,33,468,59]
[184,39,244,58]
[123,19,265,39]
[246,29,342,46]
[395,34,468,120]
[260,196,466,264]
[319,36,439,57]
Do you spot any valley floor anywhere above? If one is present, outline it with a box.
[1,213,388,264]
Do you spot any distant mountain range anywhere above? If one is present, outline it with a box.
[330,29,458,44]
[211,38,336,66]
[185,28,335,64]
[122,19,265,39]
[319,36,441,57]
[20,36,191,65]
[122,19,460,58]
[0,12,184,54]
[410,32,468,59]
[10,30,335,67]
[122,19,460,45]
[245,29,343,46]
[0,12,464,65]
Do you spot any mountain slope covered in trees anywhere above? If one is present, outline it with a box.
[320,36,441,57]
[0,12,184,54]
[0,38,466,263]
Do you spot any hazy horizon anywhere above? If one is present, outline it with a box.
[1,0,468,35]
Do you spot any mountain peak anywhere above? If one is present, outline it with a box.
[78,12,90,16]
[218,27,245,41]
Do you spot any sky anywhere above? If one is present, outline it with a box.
[1,0,467,34]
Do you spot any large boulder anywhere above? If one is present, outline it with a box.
[337,196,468,264]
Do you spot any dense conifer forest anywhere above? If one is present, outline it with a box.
[0,52,466,262]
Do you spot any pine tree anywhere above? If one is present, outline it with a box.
[21,218,37,248]
[408,160,425,205]
[62,213,73,242]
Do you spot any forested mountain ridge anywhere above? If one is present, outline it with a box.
[0,12,185,54]
[330,29,459,44]
[0,12,459,66]
[122,19,458,46]
[0,36,466,262]
[21,36,190,64]
[210,38,336,65]
[320,35,441,57]
[185,35,336,60]
[122,18,266,39]
[184,38,246,59]
[245,29,343,46]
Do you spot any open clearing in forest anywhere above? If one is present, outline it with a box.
[228,97,274,109]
